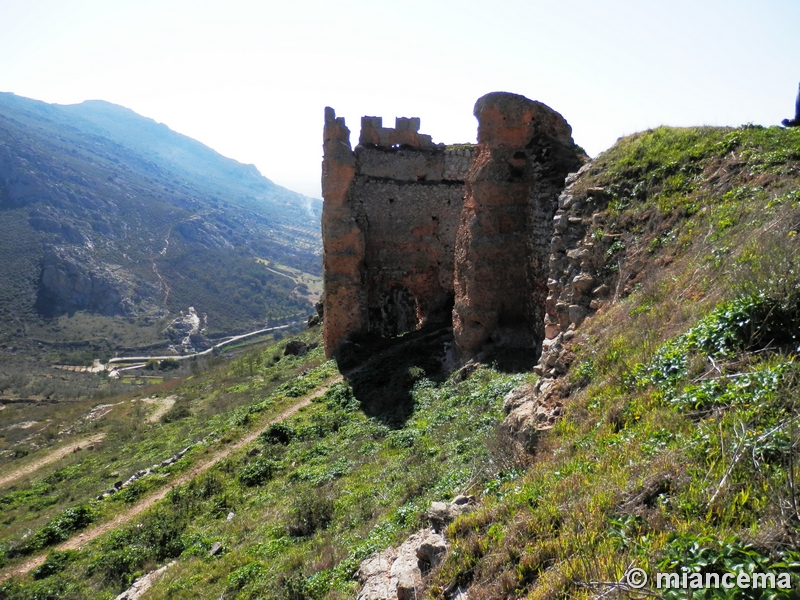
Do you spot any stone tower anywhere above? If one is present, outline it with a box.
[321,93,583,362]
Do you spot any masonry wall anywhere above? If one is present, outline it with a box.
[321,109,473,357]
[321,95,583,362]
[452,93,586,361]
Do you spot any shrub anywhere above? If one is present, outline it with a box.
[162,402,191,423]
[227,562,264,590]
[89,508,188,586]
[32,550,79,580]
[159,358,180,370]
[239,456,280,487]
[657,534,800,599]
[260,422,295,445]
[24,505,96,554]
[287,489,334,537]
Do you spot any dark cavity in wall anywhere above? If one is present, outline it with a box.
[372,285,419,338]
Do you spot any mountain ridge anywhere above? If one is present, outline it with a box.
[0,92,321,379]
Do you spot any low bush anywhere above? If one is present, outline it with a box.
[286,489,334,537]
[238,456,280,486]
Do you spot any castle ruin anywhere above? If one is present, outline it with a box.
[321,92,584,362]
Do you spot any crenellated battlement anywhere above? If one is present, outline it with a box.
[358,115,436,149]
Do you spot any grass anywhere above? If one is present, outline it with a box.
[1,333,524,599]
[0,330,331,570]
[3,124,800,599]
[422,124,800,599]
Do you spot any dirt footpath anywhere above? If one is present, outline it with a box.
[0,378,339,582]
[0,433,107,490]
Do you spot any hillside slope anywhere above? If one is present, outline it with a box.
[2,125,800,600]
[0,93,321,371]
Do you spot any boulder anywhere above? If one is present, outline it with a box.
[501,383,564,450]
[416,530,448,568]
[283,340,309,356]
[356,529,448,600]
[425,496,476,532]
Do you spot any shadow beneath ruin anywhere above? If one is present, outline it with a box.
[478,347,540,373]
[337,325,452,428]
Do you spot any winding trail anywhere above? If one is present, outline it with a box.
[0,433,107,490]
[0,377,340,582]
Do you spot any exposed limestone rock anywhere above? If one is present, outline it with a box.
[163,307,210,354]
[306,300,324,328]
[501,380,564,450]
[114,561,175,600]
[356,529,447,600]
[98,443,194,500]
[38,248,134,316]
[416,533,448,567]
[29,211,86,243]
[452,92,584,361]
[425,495,476,532]
[174,216,233,250]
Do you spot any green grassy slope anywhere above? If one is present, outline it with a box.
[429,125,800,599]
[2,125,800,600]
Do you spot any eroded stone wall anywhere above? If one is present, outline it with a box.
[322,110,471,357]
[321,94,583,361]
[321,108,363,356]
[452,93,585,360]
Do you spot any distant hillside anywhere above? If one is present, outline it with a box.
[0,93,321,364]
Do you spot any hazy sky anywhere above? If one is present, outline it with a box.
[1,0,799,198]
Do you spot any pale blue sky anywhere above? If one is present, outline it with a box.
[1,0,798,198]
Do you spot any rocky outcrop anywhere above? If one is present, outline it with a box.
[163,307,210,354]
[37,248,135,316]
[114,561,175,600]
[175,216,233,249]
[98,440,199,500]
[501,380,565,450]
[356,496,475,600]
[356,529,448,600]
[425,494,476,531]
[452,92,584,361]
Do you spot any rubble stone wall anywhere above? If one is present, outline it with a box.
[321,109,470,357]
[321,95,584,361]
